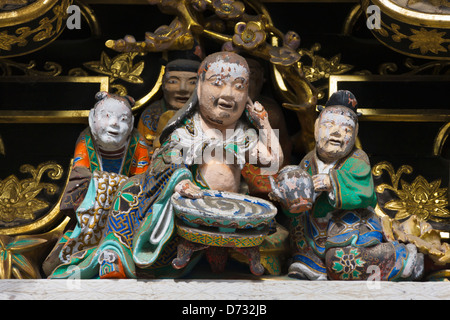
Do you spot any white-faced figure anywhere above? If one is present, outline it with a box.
[89,92,135,152]
[312,92,359,193]
[315,106,358,164]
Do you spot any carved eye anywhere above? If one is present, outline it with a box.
[167,79,179,85]
[212,78,223,86]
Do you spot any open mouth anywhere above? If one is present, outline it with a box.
[328,138,342,146]
[216,98,235,110]
[107,130,119,137]
[175,96,189,104]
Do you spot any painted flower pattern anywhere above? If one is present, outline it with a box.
[212,0,245,20]
[332,248,365,280]
[145,18,193,51]
[268,45,301,66]
[408,28,448,55]
[232,21,266,50]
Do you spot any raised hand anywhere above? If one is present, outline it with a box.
[245,97,269,129]
[175,179,204,199]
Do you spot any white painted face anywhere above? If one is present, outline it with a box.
[89,99,134,151]
[315,106,358,163]
[197,56,249,129]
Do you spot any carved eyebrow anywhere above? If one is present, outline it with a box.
[233,77,247,83]
[207,74,229,80]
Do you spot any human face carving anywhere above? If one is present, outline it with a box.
[90,99,134,151]
[197,57,249,129]
[163,70,198,110]
[315,107,358,163]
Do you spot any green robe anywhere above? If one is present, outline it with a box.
[300,147,377,218]
[287,148,380,271]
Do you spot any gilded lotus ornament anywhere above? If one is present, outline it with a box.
[84,51,144,84]
[373,162,449,223]
[384,176,449,222]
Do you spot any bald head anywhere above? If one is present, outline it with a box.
[196,51,250,129]
[198,51,249,82]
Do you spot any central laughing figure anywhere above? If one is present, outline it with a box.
[49,51,283,279]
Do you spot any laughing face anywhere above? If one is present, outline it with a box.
[163,70,198,110]
[89,98,134,151]
[315,106,358,163]
[197,53,249,129]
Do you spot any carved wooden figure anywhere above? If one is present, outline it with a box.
[44,92,150,276]
[270,90,424,281]
[137,58,200,156]
[165,51,283,275]
[47,52,283,279]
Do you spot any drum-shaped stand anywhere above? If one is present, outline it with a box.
[170,191,277,276]
[172,219,267,276]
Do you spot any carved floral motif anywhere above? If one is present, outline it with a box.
[373,161,449,223]
[84,52,144,84]
[0,162,63,222]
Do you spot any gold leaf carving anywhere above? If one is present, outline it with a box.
[0,162,63,222]
[0,234,46,279]
[0,0,70,53]
[377,22,450,56]
[84,51,145,84]
[409,28,448,55]
[372,161,449,223]
[299,44,353,83]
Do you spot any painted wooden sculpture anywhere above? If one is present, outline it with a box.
[48,52,282,279]
[74,91,149,177]
[44,92,150,276]
[137,58,200,156]
[162,51,282,276]
[269,90,425,281]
